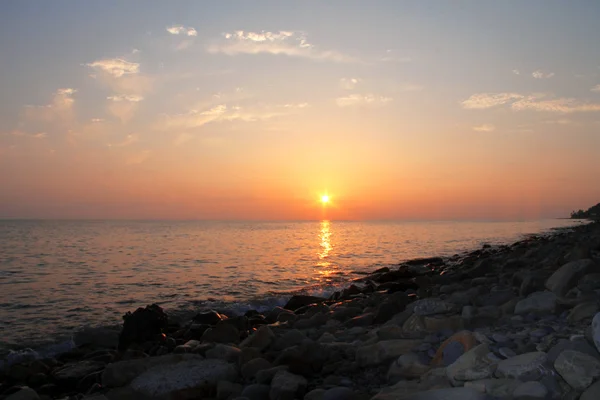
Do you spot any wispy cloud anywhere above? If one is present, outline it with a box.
[461,93,524,109]
[532,70,555,79]
[473,124,495,132]
[381,49,412,63]
[87,58,140,78]
[207,30,356,63]
[512,69,520,75]
[462,92,600,113]
[8,130,48,139]
[23,88,77,123]
[107,94,144,102]
[166,25,197,37]
[107,95,144,122]
[592,85,600,92]
[335,94,393,107]
[340,78,360,90]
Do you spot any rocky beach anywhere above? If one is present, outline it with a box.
[2,221,600,400]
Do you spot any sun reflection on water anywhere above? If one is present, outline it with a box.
[316,220,334,280]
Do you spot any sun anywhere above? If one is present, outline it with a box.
[321,195,330,204]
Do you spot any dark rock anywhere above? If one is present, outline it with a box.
[283,295,326,311]
[52,360,105,390]
[27,373,48,388]
[201,323,240,344]
[373,267,391,274]
[76,370,102,393]
[340,284,361,299]
[118,304,168,351]
[465,258,492,278]
[380,280,419,293]
[403,257,444,266]
[193,310,225,325]
[376,270,415,283]
[373,296,409,324]
[546,259,599,297]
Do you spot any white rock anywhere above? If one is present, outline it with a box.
[412,298,457,316]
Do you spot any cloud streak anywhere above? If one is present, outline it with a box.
[473,124,495,132]
[335,94,393,107]
[166,25,197,37]
[207,30,356,63]
[532,70,555,79]
[462,92,600,113]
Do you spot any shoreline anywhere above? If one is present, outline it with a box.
[2,220,600,399]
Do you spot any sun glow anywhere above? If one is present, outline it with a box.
[321,195,330,204]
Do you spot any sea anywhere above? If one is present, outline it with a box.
[0,218,586,360]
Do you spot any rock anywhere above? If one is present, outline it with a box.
[476,289,515,307]
[495,352,546,380]
[270,370,308,400]
[102,354,203,387]
[373,387,486,400]
[323,387,359,400]
[193,310,224,325]
[256,366,289,384]
[118,304,168,351]
[568,302,599,323]
[74,326,120,349]
[402,314,426,333]
[498,347,516,359]
[129,358,238,398]
[241,358,272,380]
[431,331,478,366]
[412,298,457,316]
[373,295,410,324]
[546,338,600,364]
[217,381,243,400]
[266,307,293,323]
[304,388,326,400]
[206,344,241,362]
[5,387,40,400]
[240,326,275,351]
[331,306,363,321]
[241,384,271,400]
[464,379,522,397]
[554,350,600,391]
[446,344,496,383]
[356,339,422,366]
[202,323,240,344]
[546,259,598,296]
[514,291,557,315]
[345,312,374,327]
[581,380,600,400]
[423,315,464,332]
[52,360,105,387]
[387,353,430,381]
[513,381,548,399]
[284,295,326,311]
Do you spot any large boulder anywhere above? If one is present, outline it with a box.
[514,291,557,315]
[118,304,168,351]
[129,358,238,398]
[554,350,600,391]
[545,259,598,296]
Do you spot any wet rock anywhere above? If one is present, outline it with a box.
[446,344,497,383]
[373,295,410,324]
[554,350,600,391]
[241,358,272,380]
[514,291,557,315]
[283,295,326,311]
[129,358,238,398]
[513,381,548,399]
[5,387,40,400]
[193,310,224,325]
[331,306,363,321]
[241,384,271,400]
[495,352,546,380]
[345,312,374,327]
[118,304,168,351]
[202,323,240,344]
[412,298,458,316]
[266,307,293,323]
[217,381,243,400]
[356,339,422,366]
[270,370,308,400]
[546,259,598,296]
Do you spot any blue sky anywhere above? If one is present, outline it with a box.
[1,1,600,219]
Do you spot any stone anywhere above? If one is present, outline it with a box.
[256,366,289,384]
[322,387,359,400]
[495,352,546,380]
[402,313,427,333]
[266,307,292,322]
[412,298,457,316]
[118,304,168,351]
[129,358,238,398]
[217,381,243,400]
[431,330,478,366]
[205,344,242,362]
[546,338,600,364]
[269,370,308,400]
[546,259,598,296]
[374,387,486,400]
[592,313,600,355]
[240,326,275,351]
[304,389,326,400]
[202,323,240,344]
[241,358,272,380]
[423,315,464,332]
[283,295,326,311]
[498,347,516,359]
[446,344,497,383]
[373,296,410,324]
[387,352,430,381]
[568,302,599,323]
[514,291,557,315]
[581,380,600,400]
[272,329,306,351]
[554,350,600,391]
[193,310,225,325]
[5,387,40,400]
[52,360,105,387]
[241,384,271,400]
[464,379,522,397]
[356,339,422,366]
[344,312,374,327]
[102,354,203,387]
[513,381,548,399]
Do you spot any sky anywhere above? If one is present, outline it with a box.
[1,1,600,220]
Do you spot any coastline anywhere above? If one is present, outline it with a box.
[2,220,600,399]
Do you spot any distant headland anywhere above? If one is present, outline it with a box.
[571,202,600,220]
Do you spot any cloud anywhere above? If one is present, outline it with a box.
[544,118,572,125]
[87,58,140,78]
[340,78,360,90]
[592,85,600,92]
[23,88,77,123]
[472,124,495,132]
[8,130,48,139]
[462,92,600,113]
[108,134,138,147]
[207,30,355,62]
[107,94,144,102]
[512,69,520,75]
[381,49,412,63]
[532,70,555,79]
[91,118,104,123]
[335,94,393,107]
[166,25,197,37]
[107,95,143,122]
[461,93,524,109]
